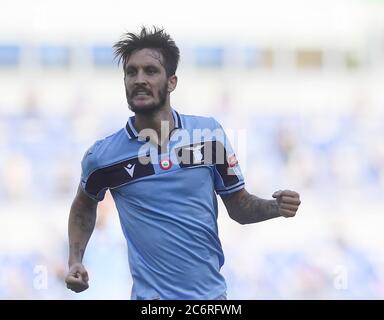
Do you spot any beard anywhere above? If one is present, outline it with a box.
[126,82,168,115]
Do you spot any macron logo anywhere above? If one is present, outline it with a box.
[124,163,135,177]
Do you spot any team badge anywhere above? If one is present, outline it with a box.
[159,159,172,170]
[227,154,238,168]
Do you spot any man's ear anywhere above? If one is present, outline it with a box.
[168,75,177,93]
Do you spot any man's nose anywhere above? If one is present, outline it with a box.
[135,70,147,84]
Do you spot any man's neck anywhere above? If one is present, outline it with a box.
[133,106,175,146]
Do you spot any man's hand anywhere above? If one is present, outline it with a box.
[272,190,301,218]
[65,263,89,293]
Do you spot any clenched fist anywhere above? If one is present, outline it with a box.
[65,263,89,293]
[272,190,301,218]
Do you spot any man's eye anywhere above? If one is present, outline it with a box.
[126,69,136,75]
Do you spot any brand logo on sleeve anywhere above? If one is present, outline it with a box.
[228,154,238,168]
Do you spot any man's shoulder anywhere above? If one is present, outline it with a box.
[82,127,127,166]
[179,113,219,130]
[89,128,126,152]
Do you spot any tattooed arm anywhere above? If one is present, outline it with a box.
[65,185,98,292]
[222,188,301,225]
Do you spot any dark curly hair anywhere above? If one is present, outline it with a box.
[113,26,180,77]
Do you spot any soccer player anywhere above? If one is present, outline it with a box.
[65,26,301,300]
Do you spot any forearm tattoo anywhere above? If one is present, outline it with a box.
[72,242,85,261]
[225,190,280,224]
[68,199,96,263]
[74,211,95,233]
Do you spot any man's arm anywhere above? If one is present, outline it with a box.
[65,185,98,292]
[222,188,301,225]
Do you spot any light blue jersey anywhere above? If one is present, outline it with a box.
[80,109,245,299]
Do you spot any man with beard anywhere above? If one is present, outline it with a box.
[65,27,301,300]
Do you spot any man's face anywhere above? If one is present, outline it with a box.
[124,48,176,114]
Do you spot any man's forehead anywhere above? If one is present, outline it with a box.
[126,48,164,67]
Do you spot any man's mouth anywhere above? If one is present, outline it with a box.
[133,89,152,97]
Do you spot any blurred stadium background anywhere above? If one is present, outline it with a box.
[1,0,384,299]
